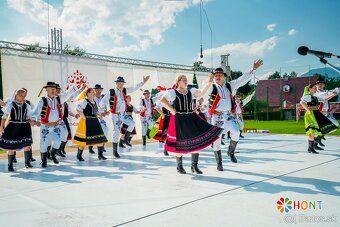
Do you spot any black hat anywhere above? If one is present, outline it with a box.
[55,83,61,90]
[316,78,325,84]
[45,81,57,88]
[213,67,227,76]
[143,90,151,94]
[115,76,126,83]
[94,84,103,89]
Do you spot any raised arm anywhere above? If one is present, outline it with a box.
[126,75,150,93]
[99,92,110,110]
[243,91,256,106]
[229,59,263,92]
[194,74,214,98]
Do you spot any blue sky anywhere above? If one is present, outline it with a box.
[0,0,339,78]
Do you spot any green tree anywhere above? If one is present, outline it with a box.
[192,73,199,88]
[64,44,87,56]
[24,43,42,52]
[268,71,281,79]
[193,61,208,71]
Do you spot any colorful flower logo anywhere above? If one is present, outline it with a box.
[277,197,293,213]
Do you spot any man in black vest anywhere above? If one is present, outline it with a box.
[138,90,156,146]
[207,60,263,171]
[100,75,149,158]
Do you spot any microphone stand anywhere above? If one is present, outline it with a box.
[318,57,340,74]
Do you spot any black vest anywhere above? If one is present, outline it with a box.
[10,102,28,122]
[307,95,319,107]
[173,89,193,113]
[83,99,98,117]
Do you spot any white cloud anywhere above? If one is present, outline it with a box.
[196,36,279,71]
[286,58,298,64]
[17,33,47,46]
[288,29,297,36]
[266,24,276,32]
[8,0,201,55]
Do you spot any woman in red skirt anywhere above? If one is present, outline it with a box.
[161,74,223,174]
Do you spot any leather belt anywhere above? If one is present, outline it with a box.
[42,121,60,126]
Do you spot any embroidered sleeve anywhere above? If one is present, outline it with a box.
[1,102,13,119]
[163,89,176,102]
[76,100,87,112]
[301,95,312,103]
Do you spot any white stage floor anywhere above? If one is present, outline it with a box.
[1,134,339,227]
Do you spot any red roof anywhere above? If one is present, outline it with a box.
[255,76,318,108]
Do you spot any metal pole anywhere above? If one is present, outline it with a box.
[60,29,63,53]
[254,71,257,120]
[279,67,283,120]
[294,84,297,120]
[266,86,269,120]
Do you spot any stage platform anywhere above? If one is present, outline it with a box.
[1,134,339,227]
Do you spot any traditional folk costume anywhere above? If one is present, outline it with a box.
[138,90,156,146]
[163,88,223,174]
[56,83,83,157]
[88,84,109,154]
[32,82,79,168]
[314,78,339,149]
[234,92,255,138]
[153,96,173,156]
[74,98,108,161]
[119,104,138,148]
[1,97,36,164]
[100,76,145,158]
[208,67,256,170]
[0,100,33,171]
[301,86,338,154]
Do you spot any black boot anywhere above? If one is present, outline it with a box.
[29,149,36,162]
[214,150,223,171]
[164,148,169,156]
[113,142,120,158]
[222,134,226,140]
[24,151,33,168]
[142,136,146,146]
[124,131,132,147]
[221,140,225,145]
[191,153,203,174]
[51,148,59,164]
[316,136,325,147]
[41,152,47,168]
[128,136,132,143]
[227,131,231,139]
[308,140,319,154]
[314,139,324,150]
[119,138,126,148]
[98,146,107,160]
[88,146,95,154]
[240,130,244,138]
[227,140,238,163]
[176,156,186,174]
[102,145,107,152]
[146,128,151,139]
[8,155,14,172]
[321,136,326,141]
[57,142,66,157]
[60,141,67,155]
[47,146,52,160]
[77,148,85,161]
[13,151,17,163]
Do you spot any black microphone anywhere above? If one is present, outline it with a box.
[297,46,339,58]
[200,47,203,58]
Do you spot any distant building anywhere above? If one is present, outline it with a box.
[255,76,318,110]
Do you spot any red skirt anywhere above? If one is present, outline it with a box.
[165,113,222,154]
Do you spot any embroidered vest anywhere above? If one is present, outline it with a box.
[40,96,63,123]
[109,88,127,113]
[140,98,154,117]
[208,83,235,115]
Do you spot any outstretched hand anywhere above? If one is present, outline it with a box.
[143,75,150,83]
[252,59,263,71]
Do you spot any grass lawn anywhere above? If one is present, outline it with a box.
[244,120,340,136]
[0,150,6,154]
